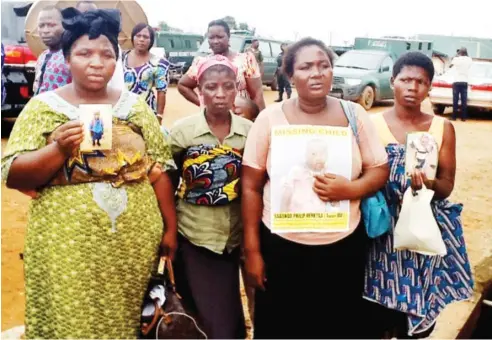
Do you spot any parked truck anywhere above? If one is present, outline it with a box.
[1,1,36,128]
[330,37,433,109]
[154,31,204,82]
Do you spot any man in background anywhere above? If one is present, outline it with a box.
[450,47,473,121]
[76,0,125,89]
[274,43,292,102]
[33,6,71,94]
[248,39,264,77]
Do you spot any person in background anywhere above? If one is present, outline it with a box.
[178,19,266,111]
[1,43,5,105]
[449,47,473,121]
[247,39,264,77]
[364,51,474,339]
[123,23,170,124]
[75,0,125,90]
[232,94,260,322]
[274,43,292,102]
[241,37,389,339]
[2,7,177,338]
[168,55,251,339]
[33,6,71,94]
[75,0,97,12]
[233,96,260,121]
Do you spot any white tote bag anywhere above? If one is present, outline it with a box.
[393,186,447,256]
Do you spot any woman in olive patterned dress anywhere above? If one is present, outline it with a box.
[1,8,177,339]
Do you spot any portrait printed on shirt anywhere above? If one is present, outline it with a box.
[405,132,438,181]
[79,104,113,152]
[270,125,352,233]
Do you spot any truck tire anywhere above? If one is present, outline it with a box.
[432,104,445,115]
[358,85,376,111]
[358,86,375,110]
[270,76,278,91]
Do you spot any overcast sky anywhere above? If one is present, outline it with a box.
[137,0,490,45]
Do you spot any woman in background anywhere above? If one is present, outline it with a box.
[123,23,170,123]
[178,19,266,111]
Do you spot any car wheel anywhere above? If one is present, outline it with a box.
[432,104,445,115]
[358,86,375,110]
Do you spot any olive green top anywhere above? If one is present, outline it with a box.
[170,111,252,254]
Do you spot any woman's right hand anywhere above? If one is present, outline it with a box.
[53,121,85,156]
[245,250,266,291]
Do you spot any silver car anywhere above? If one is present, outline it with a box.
[430,60,492,114]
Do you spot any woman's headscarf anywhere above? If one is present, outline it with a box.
[196,55,238,84]
[60,7,121,59]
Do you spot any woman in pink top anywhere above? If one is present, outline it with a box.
[241,37,389,339]
[178,19,266,111]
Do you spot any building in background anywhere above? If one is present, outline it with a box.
[415,34,492,60]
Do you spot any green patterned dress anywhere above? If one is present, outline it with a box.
[1,90,176,339]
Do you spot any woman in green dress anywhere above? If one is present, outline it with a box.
[1,8,177,339]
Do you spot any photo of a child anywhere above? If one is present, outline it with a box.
[270,124,352,233]
[79,104,113,151]
[280,139,340,213]
[90,111,104,147]
[405,132,439,180]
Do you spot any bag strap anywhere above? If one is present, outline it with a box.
[141,300,165,336]
[339,100,360,144]
[141,256,181,336]
[158,256,180,297]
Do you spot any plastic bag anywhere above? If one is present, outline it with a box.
[393,186,447,256]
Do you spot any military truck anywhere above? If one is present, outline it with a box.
[154,31,204,79]
[330,37,433,109]
[1,1,36,129]
[196,33,288,90]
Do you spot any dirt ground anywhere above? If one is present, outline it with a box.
[2,87,492,337]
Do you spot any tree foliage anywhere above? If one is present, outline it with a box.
[221,16,256,35]
[157,21,183,33]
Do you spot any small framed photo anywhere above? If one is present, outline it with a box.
[405,132,439,180]
[79,104,113,152]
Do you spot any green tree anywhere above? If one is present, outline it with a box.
[157,21,183,33]
[221,16,237,30]
[238,22,249,30]
[238,22,256,34]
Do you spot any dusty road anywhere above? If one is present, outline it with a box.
[2,87,492,337]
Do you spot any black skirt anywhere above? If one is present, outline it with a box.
[173,235,246,339]
[253,222,373,339]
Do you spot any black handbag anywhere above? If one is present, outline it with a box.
[140,256,207,339]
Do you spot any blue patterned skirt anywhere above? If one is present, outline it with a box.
[364,144,474,335]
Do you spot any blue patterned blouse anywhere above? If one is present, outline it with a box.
[123,50,170,114]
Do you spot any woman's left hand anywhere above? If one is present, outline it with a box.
[313,173,352,202]
[160,230,178,261]
[410,169,434,192]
